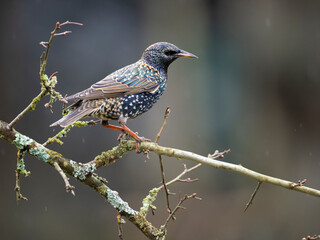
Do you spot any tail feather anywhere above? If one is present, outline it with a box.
[50,107,95,128]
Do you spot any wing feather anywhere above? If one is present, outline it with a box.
[65,61,160,102]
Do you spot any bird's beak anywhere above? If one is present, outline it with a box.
[176,50,198,58]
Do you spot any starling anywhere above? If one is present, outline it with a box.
[50,42,197,142]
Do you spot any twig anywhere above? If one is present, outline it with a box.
[117,214,125,240]
[244,181,262,212]
[8,89,48,128]
[9,21,82,129]
[208,149,231,159]
[54,31,72,36]
[162,193,201,230]
[139,163,201,218]
[15,168,28,201]
[158,163,201,190]
[291,179,307,188]
[158,154,171,213]
[155,107,172,214]
[60,20,83,27]
[155,106,170,143]
[14,150,29,201]
[53,161,75,196]
[302,235,320,240]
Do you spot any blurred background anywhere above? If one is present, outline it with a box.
[1,0,320,239]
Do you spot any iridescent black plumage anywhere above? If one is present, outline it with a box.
[50,42,197,139]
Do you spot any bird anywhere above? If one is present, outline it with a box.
[50,42,198,143]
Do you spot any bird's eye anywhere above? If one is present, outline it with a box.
[164,50,177,56]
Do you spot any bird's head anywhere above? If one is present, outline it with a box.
[141,42,198,71]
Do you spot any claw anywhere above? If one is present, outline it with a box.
[102,122,150,152]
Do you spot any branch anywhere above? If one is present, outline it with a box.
[161,193,201,230]
[0,120,160,239]
[139,163,201,218]
[136,142,320,197]
[244,181,262,212]
[8,21,82,129]
[2,119,320,238]
[53,161,75,196]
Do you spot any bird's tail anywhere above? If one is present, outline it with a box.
[50,107,94,128]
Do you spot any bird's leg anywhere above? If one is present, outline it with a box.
[101,120,124,131]
[101,120,128,141]
[102,120,150,152]
[120,124,151,152]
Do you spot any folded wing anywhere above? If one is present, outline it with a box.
[65,62,160,102]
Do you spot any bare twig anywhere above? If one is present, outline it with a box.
[208,149,231,159]
[39,41,48,48]
[302,235,320,240]
[155,106,170,143]
[161,193,201,230]
[155,107,172,214]
[158,154,171,213]
[54,31,72,36]
[244,181,262,212]
[53,162,75,196]
[291,179,307,188]
[60,20,83,27]
[158,163,201,190]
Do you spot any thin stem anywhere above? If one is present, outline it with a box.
[244,181,262,212]
[155,107,170,143]
[53,161,75,196]
[9,89,47,128]
[159,155,171,213]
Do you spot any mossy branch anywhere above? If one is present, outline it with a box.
[2,116,320,238]
[0,120,161,239]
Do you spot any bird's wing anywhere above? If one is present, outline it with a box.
[65,61,160,102]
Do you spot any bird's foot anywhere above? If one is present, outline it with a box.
[116,131,132,141]
[133,136,151,153]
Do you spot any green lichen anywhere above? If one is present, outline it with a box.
[17,151,30,177]
[140,188,160,216]
[70,161,96,180]
[93,139,136,167]
[41,74,49,83]
[107,188,137,215]
[98,185,137,215]
[29,146,51,162]
[13,133,34,150]
[30,90,48,111]
[73,121,89,127]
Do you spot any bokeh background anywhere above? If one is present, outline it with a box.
[1,0,320,239]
